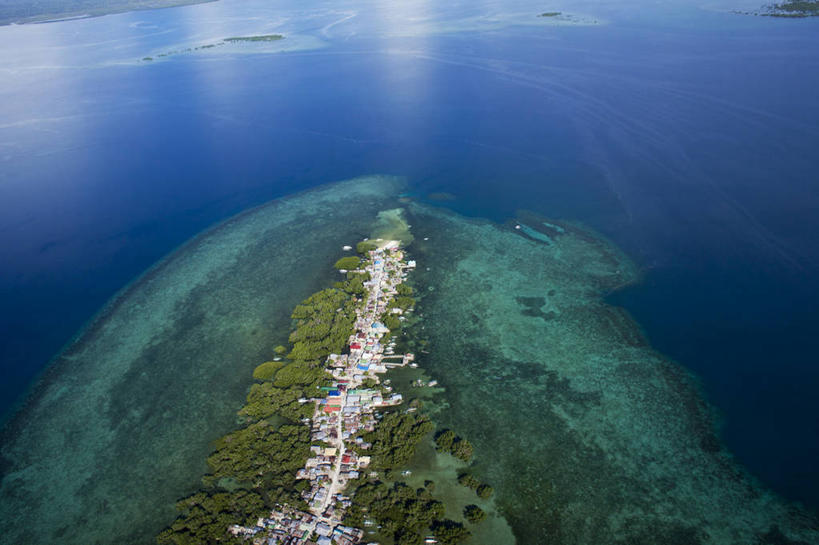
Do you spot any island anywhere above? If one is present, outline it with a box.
[764,0,819,16]
[0,0,215,26]
[735,0,819,17]
[144,35,286,62]
[157,236,482,545]
[224,34,284,42]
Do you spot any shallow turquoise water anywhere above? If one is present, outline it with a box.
[1,0,819,540]
[0,177,406,545]
[2,177,818,545]
[403,205,819,544]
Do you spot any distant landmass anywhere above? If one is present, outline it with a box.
[735,0,819,17]
[764,0,819,16]
[0,0,214,25]
[224,34,283,42]
[141,34,285,62]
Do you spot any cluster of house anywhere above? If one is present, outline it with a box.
[228,241,417,545]
[229,506,364,545]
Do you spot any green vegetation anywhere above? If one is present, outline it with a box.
[457,473,493,499]
[356,241,378,254]
[435,429,474,461]
[388,295,415,312]
[224,34,285,42]
[240,381,314,422]
[157,283,357,544]
[464,504,487,524]
[431,520,471,545]
[383,314,402,332]
[158,244,478,545]
[252,361,284,381]
[204,422,310,489]
[457,473,481,490]
[272,360,327,389]
[335,271,370,296]
[287,288,357,361]
[334,256,361,270]
[143,56,153,61]
[157,491,261,545]
[476,484,494,499]
[539,11,562,16]
[359,411,434,471]
[396,283,413,296]
[157,422,310,545]
[345,482,469,545]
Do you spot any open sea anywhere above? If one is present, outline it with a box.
[1,0,819,542]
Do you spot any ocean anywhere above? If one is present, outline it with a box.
[1,0,818,541]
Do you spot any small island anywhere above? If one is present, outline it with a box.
[157,235,487,545]
[224,34,284,42]
[765,0,819,16]
[144,34,286,62]
[737,0,819,16]
[539,11,562,17]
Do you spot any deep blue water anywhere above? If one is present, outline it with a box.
[1,0,819,511]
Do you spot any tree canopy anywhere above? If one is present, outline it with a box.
[334,256,361,270]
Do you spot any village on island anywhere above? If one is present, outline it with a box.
[228,240,424,545]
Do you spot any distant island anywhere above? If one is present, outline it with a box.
[735,0,819,17]
[764,0,819,16]
[0,0,214,26]
[224,34,284,42]
[539,11,562,17]
[143,35,285,62]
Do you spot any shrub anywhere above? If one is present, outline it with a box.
[476,484,494,499]
[356,241,378,254]
[457,473,480,490]
[451,438,473,461]
[463,504,487,524]
[252,361,284,381]
[435,430,456,451]
[396,284,413,296]
[435,430,472,461]
[383,315,401,331]
[430,520,471,545]
[334,256,361,270]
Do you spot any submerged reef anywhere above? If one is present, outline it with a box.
[0,176,405,545]
[1,176,818,545]
[405,204,819,545]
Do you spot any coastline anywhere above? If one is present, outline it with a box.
[0,176,400,430]
[2,177,818,544]
[0,0,218,27]
[403,202,819,544]
[0,176,407,545]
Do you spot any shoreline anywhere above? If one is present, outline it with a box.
[224,240,421,544]
[403,203,819,544]
[0,176,399,430]
[0,0,218,27]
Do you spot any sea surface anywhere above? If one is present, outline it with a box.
[1,0,819,542]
